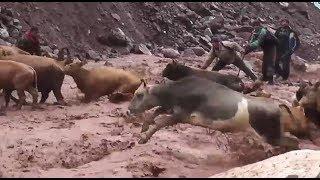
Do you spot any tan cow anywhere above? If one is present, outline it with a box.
[63,60,141,103]
[0,60,38,109]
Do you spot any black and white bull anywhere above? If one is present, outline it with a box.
[127,76,298,149]
[162,61,262,94]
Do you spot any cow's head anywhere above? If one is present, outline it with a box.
[128,79,158,115]
[63,59,87,75]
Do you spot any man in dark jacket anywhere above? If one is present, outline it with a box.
[16,26,41,56]
[274,18,300,81]
[244,20,278,85]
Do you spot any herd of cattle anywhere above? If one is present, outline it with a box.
[0,45,319,151]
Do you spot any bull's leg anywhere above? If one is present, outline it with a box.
[139,107,187,144]
[40,91,49,103]
[4,89,12,107]
[53,88,67,105]
[15,90,26,110]
[141,106,171,133]
[9,93,20,104]
[26,87,42,110]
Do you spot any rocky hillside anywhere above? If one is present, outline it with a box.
[1,2,320,61]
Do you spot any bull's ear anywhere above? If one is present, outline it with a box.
[172,59,177,64]
[140,79,147,87]
[80,59,87,66]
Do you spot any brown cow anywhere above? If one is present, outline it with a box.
[0,60,38,109]
[63,60,141,103]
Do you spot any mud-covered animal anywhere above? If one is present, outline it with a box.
[0,54,66,105]
[162,61,262,94]
[63,60,141,103]
[127,76,298,150]
[0,60,38,109]
[295,81,320,126]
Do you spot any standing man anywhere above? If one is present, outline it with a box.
[274,18,300,81]
[16,26,41,56]
[201,37,257,81]
[244,20,279,85]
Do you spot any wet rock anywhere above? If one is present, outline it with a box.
[1,8,14,17]
[235,26,254,33]
[86,50,101,61]
[191,46,206,56]
[210,150,320,178]
[9,28,20,38]
[111,13,121,22]
[161,48,180,59]
[186,2,212,17]
[207,15,224,34]
[181,48,197,57]
[97,28,131,47]
[175,14,193,30]
[0,38,11,46]
[204,27,213,37]
[40,46,53,54]
[0,28,9,39]
[292,56,307,72]
[131,44,152,55]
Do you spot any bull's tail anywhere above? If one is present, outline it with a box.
[31,68,38,89]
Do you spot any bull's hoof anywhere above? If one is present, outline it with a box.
[13,104,22,110]
[31,104,45,111]
[138,134,148,144]
[54,101,69,106]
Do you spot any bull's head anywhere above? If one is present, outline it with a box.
[298,81,320,112]
[127,79,158,115]
[63,59,87,75]
[162,59,188,81]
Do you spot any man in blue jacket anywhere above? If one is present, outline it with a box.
[274,18,300,81]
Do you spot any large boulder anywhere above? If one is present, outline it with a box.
[86,49,101,61]
[131,44,152,55]
[0,28,9,39]
[210,150,320,178]
[291,55,307,72]
[191,46,207,56]
[97,28,131,47]
[161,48,180,59]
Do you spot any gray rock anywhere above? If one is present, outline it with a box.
[111,13,121,22]
[40,46,53,54]
[131,44,152,55]
[13,19,20,26]
[191,46,206,56]
[97,28,131,47]
[181,48,197,57]
[86,50,101,61]
[204,27,213,37]
[161,48,180,59]
[9,28,20,38]
[0,28,9,39]
[0,38,10,46]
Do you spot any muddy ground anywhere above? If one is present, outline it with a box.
[0,54,320,178]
